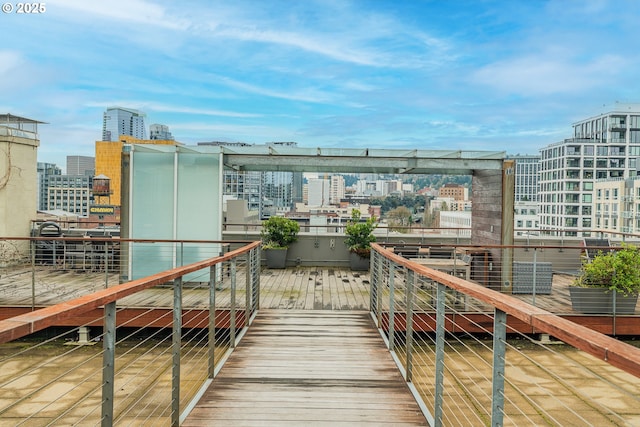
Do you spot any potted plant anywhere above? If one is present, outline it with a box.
[344,209,377,271]
[261,216,299,268]
[570,243,640,314]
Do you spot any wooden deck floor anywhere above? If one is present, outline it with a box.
[182,310,427,426]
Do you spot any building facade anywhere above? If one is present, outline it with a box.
[330,175,345,205]
[511,155,541,202]
[66,155,95,176]
[102,107,147,141]
[95,135,179,206]
[539,105,640,236]
[593,177,640,236]
[149,124,174,140]
[37,162,62,211]
[307,178,330,207]
[0,114,43,238]
[46,175,92,216]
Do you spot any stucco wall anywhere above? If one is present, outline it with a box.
[0,134,39,238]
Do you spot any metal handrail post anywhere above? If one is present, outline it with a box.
[101,301,116,427]
[491,308,507,426]
[208,265,216,379]
[434,282,446,427]
[245,252,251,327]
[405,269,415,382]
[256,247,261,311]
[230,258,237,348]
[171,277,183,427]
[388,263,396,351]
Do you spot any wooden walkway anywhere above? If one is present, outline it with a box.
[182,310,427,426]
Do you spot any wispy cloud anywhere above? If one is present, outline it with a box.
[56,0,190,30]
[3,0,640,167]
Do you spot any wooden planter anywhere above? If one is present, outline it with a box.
[569,287,639,314]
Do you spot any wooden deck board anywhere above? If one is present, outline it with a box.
[182,310,427,426]
[2,265,639,335]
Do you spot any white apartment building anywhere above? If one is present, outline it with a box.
[512,155,540,202]
[593,177,640,236]
[330,175,345,205]
[539,105,640,237]
[102,107,147,141]
[514,201,539,235]
[308,178,330,207]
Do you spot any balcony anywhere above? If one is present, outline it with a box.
[0,233,639,425]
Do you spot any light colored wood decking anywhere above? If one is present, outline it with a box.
[182,310,427,426]
[1,265,635,316]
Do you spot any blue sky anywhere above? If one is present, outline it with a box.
[2,0,640,169]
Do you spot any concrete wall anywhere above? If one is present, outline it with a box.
[0,132,39,238]
[223,232,594,273]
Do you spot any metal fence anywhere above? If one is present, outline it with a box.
[0,239,260,426]
[370,243,640,426]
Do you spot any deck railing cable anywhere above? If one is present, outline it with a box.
[370,242,640,426]
[0,238,260,426]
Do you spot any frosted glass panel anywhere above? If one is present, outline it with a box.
[130,151,175,279]
[177,152,221,282]
[128,149,223,281]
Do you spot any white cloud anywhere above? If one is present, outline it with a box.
[472,54,626,96]
[86,101,262,118]
[56,0,190,30]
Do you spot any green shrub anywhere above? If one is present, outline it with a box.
[261,216,299,249]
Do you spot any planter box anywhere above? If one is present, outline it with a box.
[265,248,288,269]
[349,252,370,271]
[569,287,639,314]
[512,262,552,294]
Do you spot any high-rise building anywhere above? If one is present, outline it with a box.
[200,141,302,218]
[539,104,640,236]
[66,155,95,176]
[308,178,330,207]
[102,107,147,141]
[37,162,62,211]
[511,155,541,202]
[149,124,174,140]
[330,175,345,205]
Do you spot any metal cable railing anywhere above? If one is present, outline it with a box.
[370,243,640,426]
[0,239,260,426]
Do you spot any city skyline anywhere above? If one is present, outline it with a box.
[3,0,640,168]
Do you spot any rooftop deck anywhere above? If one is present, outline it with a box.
[1,265,638,335]
[183,310,427,426]
[1,242,640,426]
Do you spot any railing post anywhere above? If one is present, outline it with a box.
[230,258,237,348]
[434,282,446,427]
[171,277,182,427]
[104,241,109,288]
[405,269,415,382]
[101,301,116,427]
[532,248,538,306]
[491,308,507,427]
[245,251,251,327]
[208,265,216,379]
[255,247,261,311]
[31,240,36,311]
[370,251,377,319]
[376,255,384,327]
[388,263,395,351]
